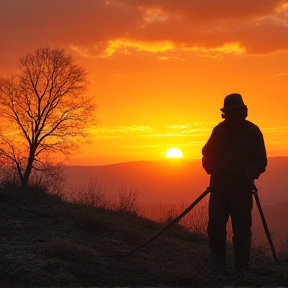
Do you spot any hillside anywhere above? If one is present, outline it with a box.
[0,186,287,287]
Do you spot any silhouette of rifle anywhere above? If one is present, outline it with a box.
[252,184,278,262]
[129,186,211,253]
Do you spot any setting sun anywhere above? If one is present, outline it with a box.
[165,148,183,158]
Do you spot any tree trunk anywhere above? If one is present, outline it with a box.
[21,146,36,187]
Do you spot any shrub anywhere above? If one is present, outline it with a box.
[114,186,140,214]
[69,178,111,209]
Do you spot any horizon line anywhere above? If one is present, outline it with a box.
[63,155,288,167]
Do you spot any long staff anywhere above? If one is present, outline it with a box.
[252,184,278,262]
[129,186,211,253]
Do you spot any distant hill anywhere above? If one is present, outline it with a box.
[64,159,209,203]
[63,156,288,205]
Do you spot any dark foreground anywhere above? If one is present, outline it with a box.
[0,186,287,287]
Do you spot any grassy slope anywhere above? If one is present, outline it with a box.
[0,186,287,287]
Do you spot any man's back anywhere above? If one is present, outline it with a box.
[210,120,266,174]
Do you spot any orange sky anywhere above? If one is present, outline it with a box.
[0,0,287,165]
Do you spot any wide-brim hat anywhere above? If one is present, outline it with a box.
[220,93,246,111]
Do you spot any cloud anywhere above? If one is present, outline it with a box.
[89,123,288,142]
[88,125,154,138]
[0,0,141,47]
[118,141,205,149]
[89,123,214,139]
[262,126,288,133]
[116,0,286,21]
[271,72,288,77]
[162,123,211,136]
[0,0,287,62]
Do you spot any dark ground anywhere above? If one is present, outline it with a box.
[0,185,287,287]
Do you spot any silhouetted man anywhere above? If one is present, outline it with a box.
[202,93,267,275]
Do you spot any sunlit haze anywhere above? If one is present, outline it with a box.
[1,0,287,165]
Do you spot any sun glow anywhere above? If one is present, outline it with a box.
[165,148,183,158]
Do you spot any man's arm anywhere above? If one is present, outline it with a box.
[202,127,217,175]
[246,128,267,179]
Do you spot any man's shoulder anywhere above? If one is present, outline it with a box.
[214,120,261,132]
[214,121,225,128]
[245,120,260,130]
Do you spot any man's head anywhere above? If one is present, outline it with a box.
[221,93,246,112]
[221,93,248,122]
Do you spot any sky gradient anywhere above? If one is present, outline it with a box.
[1,0,287,165]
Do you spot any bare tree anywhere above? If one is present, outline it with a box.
[0,47,97,187]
